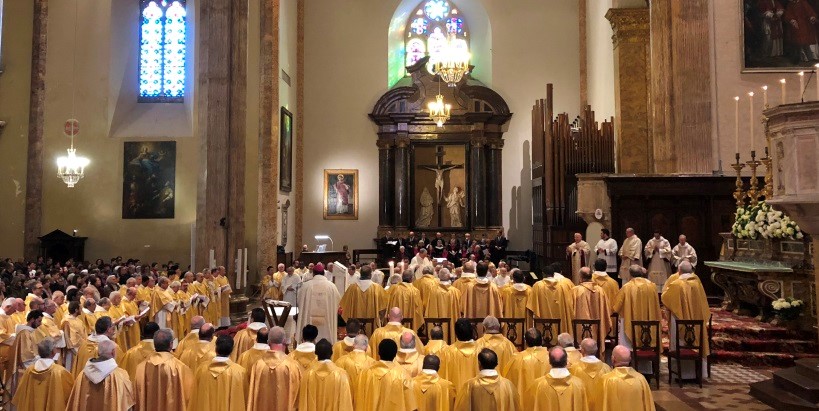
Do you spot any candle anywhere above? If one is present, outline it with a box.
[734,96,740,154]
[389,260,394,277]
[798,71,805,101]
[761,85,768,108]
[748,91,755,152]
[780,78,786,104]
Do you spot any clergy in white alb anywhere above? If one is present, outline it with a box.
[618,228,643,284]
[409,249,434,279]
[672,235,698,268]
[644,231,673,293]
[296,265,341,344]
[566,233,591,285]
[595,228,619,277]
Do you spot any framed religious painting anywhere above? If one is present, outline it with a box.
[122,141,176,219]
[741,0,819,72]
[279,107,293,192]
[323,169,358,220]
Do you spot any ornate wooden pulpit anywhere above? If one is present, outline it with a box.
[369,57,512,235]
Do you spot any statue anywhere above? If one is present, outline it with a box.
[416,187,434,227]
[420,163,461,203]
[445,186,466,227]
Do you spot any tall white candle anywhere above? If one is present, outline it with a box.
[761,85,768,108]
[734,96,740,154]
[209,249,215,269]
[798,71,805,101]
[235,249,242,289]
[780,78,786,104]
[389,261,394,277]
[243,248,248,289]
[748,92,755,152]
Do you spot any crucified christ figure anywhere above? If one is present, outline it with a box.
[420,164,461,203]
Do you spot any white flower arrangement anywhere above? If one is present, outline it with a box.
[772,297,804,321]
[732,201,804,240]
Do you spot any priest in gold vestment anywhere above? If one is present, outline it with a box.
[215,267,233,327]
[178,323,216,372]
[440,318,480,391]
[230,308,267,362]
[119,287,143,350]
[290,325,318,370]
[566,232,591,284]
[454,348,520,411]
[11,339,73,411]
[188,335,248,411]
[424,268,462,342]
[618,228,643,284]
[477,316,517,372]
[238,328,274,370]
[121,322,158,381]
[332,319,361,361]
[65,339,135,411]
[611,265,661,350]
[592,258,620,307]
[572,267,613,356]
[661,261,711,378]
[502,328,551,398]
[569,338,612,411]
[340,265,387,327]
[414,266,439,311]
[523,346,588,411]
[0,298,17,383]
[370,307,425,360]
[499,269,531,322]
[35,300,64,348]
[527,270,574,345]
[462,262,503,321]
[246,331,302,411]
[600,346,656,411]
[175,315,205,358]
[453,262,477,295]
[134,329,193,411]
[412,354,456,411]
[644,231,673,293]
[71,316,125,378]
[386,271,425,331]
[356,339,417,411]
[298,339,354,411]
[424,326,448,356]
[335,334,375,399]
[60,301,86,373]
[395,331,425,377]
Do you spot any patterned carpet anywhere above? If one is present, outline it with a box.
[653,363,774,411]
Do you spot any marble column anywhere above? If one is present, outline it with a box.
[294,0,305,253]
[606,8,651,174]
[487,139,504,227]
[470,136,487,228]
[378,139,395,228]
[650,0,713,174]
[23,0,49,260]
[257,0,281,271]
[394,135,411,229]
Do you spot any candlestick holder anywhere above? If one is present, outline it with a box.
[762,115,773,200]
[746,150,762,207]
[731,153,747,208]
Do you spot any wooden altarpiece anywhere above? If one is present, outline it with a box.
[369,58,512,234]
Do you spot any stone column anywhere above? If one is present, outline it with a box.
[606,8,651,174]
[650,0,713,174]
[378,139,395,228]
[487,139,504,227]
[256,0,281,271]
[470,136,487,228]
[394,135,411,229]
[23,0,49,260]
[294,0,305,252]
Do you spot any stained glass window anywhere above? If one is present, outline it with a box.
[404,0,468,72]
[139,0,187,103]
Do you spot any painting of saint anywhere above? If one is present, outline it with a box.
[743,0,819,71]
[324,169,358,220]
[122,141,176,219]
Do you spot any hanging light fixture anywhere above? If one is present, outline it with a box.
[428,75,451,127]
[57,0,90,188]
[432,34,470,87]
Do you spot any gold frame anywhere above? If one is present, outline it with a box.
[323,169,359,220]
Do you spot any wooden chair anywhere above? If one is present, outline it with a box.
[572,319,601,347]
[707,314,713,379]
[423,318,452,344]
[532,318,561,348]
[631,320,661,389]
[350,318,376,337]
[667,319,705,388]
[497,317,526,350]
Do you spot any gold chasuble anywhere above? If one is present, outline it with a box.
[452,275,476,296]
[611,278,661,347]
[567,240,591,284]
[369,323,425,360]
[332,337,356,361]
[661,275,711,356]
[386,283,425,330]
[247,351,302,411]
[502,346,551,398]
[425,339,448,356]
[477,333,517,372]
[11,359,74,411]
[355,361,416,411]
[66,358,135,411]
[134,352,194,411]
[35,314,62,345]
[569,359,612,410]
[216,275,232,325]
[238,344,275,370]
[414,273,439,310]
[72,335,126,378]
[454,371,521,411]
[189,358,248,411]
[203,280,221,324]
[335,349,375,397]
[0,311,17,382]
[424,283,462,341]
[178,340,216,372]
[412,371,456,411]
[395,348,425,377]
[230,323,265,362]
[120,298,141,350]
[462,280,503,319]
[174,330,199,358]
[439,340,480,391]
[121,340,155,381]
[298,360,354,411]
[523,372,589,411]
[340,281,387,327]
[600,367,656,411]
[172,290,191,339]
[500,284,531,320]
[572,282,613,355]
[289,344,318,370]
[527,278,574,339]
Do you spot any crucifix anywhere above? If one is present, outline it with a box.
[418,146,464,224]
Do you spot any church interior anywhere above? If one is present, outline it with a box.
[1,0,819,410]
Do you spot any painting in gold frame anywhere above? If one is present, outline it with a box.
[323,169,359,220]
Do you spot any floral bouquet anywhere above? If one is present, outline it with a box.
[772,297,804,321]
[732,200,804,240]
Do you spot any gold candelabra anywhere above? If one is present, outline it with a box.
[746,150,762,206]
[731,152,747,208]
[761,114,773,200]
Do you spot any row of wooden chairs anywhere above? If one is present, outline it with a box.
[631,317,710,389]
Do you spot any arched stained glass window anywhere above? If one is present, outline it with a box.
[139,0,187,103]
[404,0,468,74]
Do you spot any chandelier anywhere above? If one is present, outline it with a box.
[57,0,90,188]
[428,94,452,127]
[432,35,470,87]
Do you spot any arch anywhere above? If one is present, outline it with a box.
[388,0,491,88]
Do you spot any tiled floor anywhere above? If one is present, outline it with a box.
[652,363,775,411]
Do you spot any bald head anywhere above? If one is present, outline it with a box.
[97,340,117,360]
[190,316,205,331]
[483,316,501,334]
[549,346,568,368]
[199,323,214,341]
[353,334,369,351]
[557,332,574,348]
[612,345,631,367]
[268,326,286,346]
[579,267,592,281]
[580,338,598,357]
[678,261,694,274]
[438,268,451,282]
[399,331,417,350]
[387,307,403,323]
